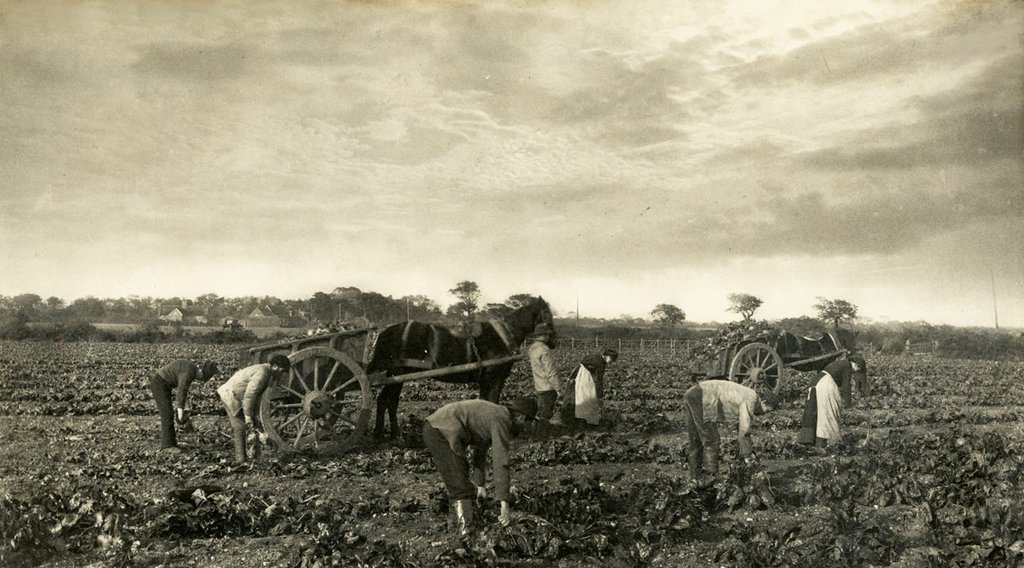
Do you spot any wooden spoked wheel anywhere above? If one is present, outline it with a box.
[260,347,371,452]
[728,342,785,394]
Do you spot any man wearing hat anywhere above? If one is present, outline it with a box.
[150,358,220,453]
[422,397,537,535]
[526,322,560,423]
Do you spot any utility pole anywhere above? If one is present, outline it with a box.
[576,293,580,327]
[991,269,999,330]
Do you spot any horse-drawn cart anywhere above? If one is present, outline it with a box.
[236,298,553,453]
[239,327,524,452]
[715,330,853,393]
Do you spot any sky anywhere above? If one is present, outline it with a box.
[1,0,1022,327]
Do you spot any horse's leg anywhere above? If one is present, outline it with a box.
[479,369,507,404]
[387,383,402,439]
[375,383,401,438]
[374,387,388,438]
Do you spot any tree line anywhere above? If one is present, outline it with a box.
[0,285,861,333]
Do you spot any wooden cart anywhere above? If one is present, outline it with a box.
[715,330,851,393]
[239,327,523,452]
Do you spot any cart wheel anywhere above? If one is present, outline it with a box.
[260,347,371,452]
[728,342,785,393]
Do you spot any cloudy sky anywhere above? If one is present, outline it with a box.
[2,0,1022,326]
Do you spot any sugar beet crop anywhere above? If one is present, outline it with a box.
[1,340,1022,567]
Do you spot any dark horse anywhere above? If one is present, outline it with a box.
[366,297,554,438]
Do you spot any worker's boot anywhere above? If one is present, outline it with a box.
[453,499,474,536]
[232,428,247,464]
[687,448,703,479]
[704,447,720,477]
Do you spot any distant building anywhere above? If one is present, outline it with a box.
[245,304,306,328]
[159,307,209,325]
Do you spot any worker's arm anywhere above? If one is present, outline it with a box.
[490,421,513,526]
[737,400,753,457]
[469,445,488,489]
[243,368,271,429]
[174,363,199,420]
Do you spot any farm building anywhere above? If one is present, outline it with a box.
[158,307,209,325]
[245,304,306,328]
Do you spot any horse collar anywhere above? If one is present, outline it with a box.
[489,319,516,353]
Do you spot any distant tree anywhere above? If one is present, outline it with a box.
[395,295,442,322]
[504,294,539,310]
[309,292,335,323]
[727,293,763,321]
[776,315,824,337]
[480,303,513,319]
[69,296,106,320]
[125,296,154,321]
[360,292,405,324]
[814,297,859,330]
[448,281,481,322]
[11,293,42,319]
[651,304,686,332]
[43,296,66,320]
[195,293,225,317]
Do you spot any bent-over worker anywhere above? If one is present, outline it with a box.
[683,380,776,478]
[216,354,290,464]
[560,348,618,426]
[422,397,536,536]
[798,355,866,449]
[149,359,219,452]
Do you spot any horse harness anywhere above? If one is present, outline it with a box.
[386,318,519,378]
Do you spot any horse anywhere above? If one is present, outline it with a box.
[365,297,554,438]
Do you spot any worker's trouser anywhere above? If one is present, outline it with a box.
[683,386,720,476]
[536,390,557,421]
[226,412,247,463]
[149,375,177,449]
[422,422,476,501]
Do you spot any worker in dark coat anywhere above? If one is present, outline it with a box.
[683,380,776,478]
[150,359,219,452]
[422,397,536,536]
[559,349,618,426]
[822,354,867,406]
[798,355,866,449]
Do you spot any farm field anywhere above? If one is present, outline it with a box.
[1,340,1022,567]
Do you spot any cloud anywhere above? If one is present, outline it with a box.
[729,1,1021,89]
[133,41,254,83]
[797,53,1024,170]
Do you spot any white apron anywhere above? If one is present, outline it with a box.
[574,365,601,425]
[815,373,842,440]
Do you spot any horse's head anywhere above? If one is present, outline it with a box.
[535,296,554,333]
[505,296,556,344]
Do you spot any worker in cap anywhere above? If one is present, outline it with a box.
[150,359,220,453]
[422,397,537,535]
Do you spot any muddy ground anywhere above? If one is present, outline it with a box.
[1,341,1021,567]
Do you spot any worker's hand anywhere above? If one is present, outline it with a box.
[257,430,269,444]
[498,501,511,527]
[244,417,255,430]
[475,485,487,499]
[175,407,187,423]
